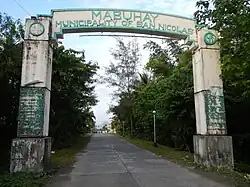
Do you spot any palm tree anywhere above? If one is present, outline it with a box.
[139,72,151,85]
[83,108,96,132]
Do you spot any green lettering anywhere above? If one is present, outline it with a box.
[182,28,187,34]
[137,21,142,27]
[172,26,176,32]
[103,11,112,20]
[158,23,164,30]
[106,20,112,26]
[167,25,172,31]
[188,28,194,35]
[63,21,69,27]
[143,13,152,22]
[92,20,98,26]
[123,11,132,20]
[69,20,76,27]
[92,11,102,19]
[79,20,85,27]
[149,22,155,29]
[143,22,149,28]
[133,12,142,21]
[113,20,118,26]
[122,20,128,26]
[56,21,63,27]
[151,13,159,21]
[176,26,182,33]
[113,11,122,20]
[75,20,79,27]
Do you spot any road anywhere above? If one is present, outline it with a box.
[49,134,228,187]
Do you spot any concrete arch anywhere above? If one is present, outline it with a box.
[46,8,197,40]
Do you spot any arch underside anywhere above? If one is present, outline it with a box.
[57,27,188,40]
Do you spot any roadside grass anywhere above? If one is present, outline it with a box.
[0,134,91,187]
[124,136,250,187]
[51,134,91,168]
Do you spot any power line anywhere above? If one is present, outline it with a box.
[13,0,32,17]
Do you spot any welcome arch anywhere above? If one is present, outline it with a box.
[50,9,195,39]
[10,8,234,172]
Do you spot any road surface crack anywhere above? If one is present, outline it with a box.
[111,144,142,187]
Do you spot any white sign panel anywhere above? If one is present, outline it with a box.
[51,9,196,39]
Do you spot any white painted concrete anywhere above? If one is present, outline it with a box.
[192,29,226,135]
[52,9,196,39]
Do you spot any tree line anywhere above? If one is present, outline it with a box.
[108,0,250,166]
[0,13,98,170]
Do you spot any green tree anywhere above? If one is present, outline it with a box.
[0,13,99,170]
[0,13,23,167]
[143,39,183,77]
[131,50,195,150]
[50,46,99,148]
[103,38,140,95]
[104,38,141,136]
[109,36,195,151]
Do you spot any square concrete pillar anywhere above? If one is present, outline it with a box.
[193,135,234,167]
[10,16,53,173]
[10,137,51,173]
[191,28,234,168]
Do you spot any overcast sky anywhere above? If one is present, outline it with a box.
[1,0,197,127]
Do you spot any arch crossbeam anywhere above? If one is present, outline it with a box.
[49,8,196,40]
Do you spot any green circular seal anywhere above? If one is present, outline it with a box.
[204,32,217,45]
[29,22,45,37]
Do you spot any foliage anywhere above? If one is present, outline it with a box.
[50,46,98,148]
[102,37,140,95]
[0,12,98,174]
[51,134,91,168]
[110,0,250,166]
[101,124,108,132]
[103,38,141,136]
[0,13,23,170]
[194,0,213,26]
[0,13,23,141]
[0,172,50,187]
[110,39,194,151]
[143,39,182,77]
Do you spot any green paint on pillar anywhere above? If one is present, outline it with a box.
[17,87,46,137]
[204,88,226,128]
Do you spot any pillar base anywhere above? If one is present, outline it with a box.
[10,137,51,173]
[193,135,234,167]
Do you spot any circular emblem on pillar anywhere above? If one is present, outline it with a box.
[204,32,217,45]
[29,22,45,37]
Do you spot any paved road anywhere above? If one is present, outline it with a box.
[49,134,227,187]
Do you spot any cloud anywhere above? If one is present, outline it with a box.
[62,0,197,126]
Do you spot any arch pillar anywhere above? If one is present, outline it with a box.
[10,16,53,172]
[190,28,234,167]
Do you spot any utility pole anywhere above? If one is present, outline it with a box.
[123,121,125,137]
[130,115,133,137]
[153,110,157,147]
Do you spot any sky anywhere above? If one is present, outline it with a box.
[1,0,197,127]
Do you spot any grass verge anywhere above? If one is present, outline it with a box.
[51,134,91,168]
[0,134,91,187]
[124,136,250,187]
